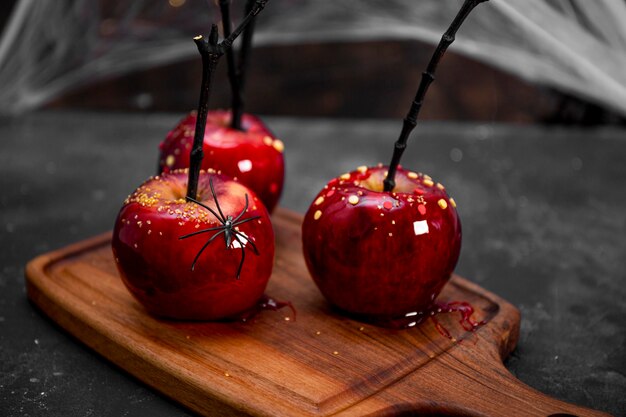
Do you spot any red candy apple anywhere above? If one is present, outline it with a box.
[302,165,461,318]
[158,110,285,213]
[112,170,274,320]
[301,0,486,321]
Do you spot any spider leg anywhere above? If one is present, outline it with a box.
[209,178,227,222]
[232,215,261,228]
[233,230,259,255]
[190,229,226,271]
[233,233,246,279]
[179,225,225,240]
[186,196,224,224]
[183,180,263,278]
[232,194,249,223]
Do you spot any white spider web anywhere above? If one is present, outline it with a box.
[1,0,625,117]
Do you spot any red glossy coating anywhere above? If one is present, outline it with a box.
[302,165,462,318]
[158,110,285,213]
[112,171,275,320]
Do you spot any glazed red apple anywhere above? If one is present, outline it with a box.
[112,170,274,320]
[302,165,461,319]
[158,110,285,213]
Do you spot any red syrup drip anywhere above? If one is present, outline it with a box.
[429,301,486,341]
[235,294,296,323]
[365,301,486,342]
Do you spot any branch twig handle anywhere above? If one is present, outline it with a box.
[383,0,488,192]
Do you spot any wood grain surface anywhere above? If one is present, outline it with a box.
[25,208,609,416]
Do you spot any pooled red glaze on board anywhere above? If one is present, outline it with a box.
[237,295,296,323]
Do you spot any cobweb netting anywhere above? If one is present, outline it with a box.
[1,0,625,117]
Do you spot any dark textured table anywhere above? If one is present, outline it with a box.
[1,111,624,416]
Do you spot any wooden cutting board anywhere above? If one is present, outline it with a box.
[25,208,608,417]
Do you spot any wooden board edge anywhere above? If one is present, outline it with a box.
[24,234,285,416]
[25,277,256,417]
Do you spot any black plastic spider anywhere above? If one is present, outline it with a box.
[179,178,260,279]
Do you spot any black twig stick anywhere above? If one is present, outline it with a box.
[232,0,258,130]
[187,26,220,201]
[186,0,270,200]
[220,0,267,53]
[382,0,488,192]
[219,0,244,131]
